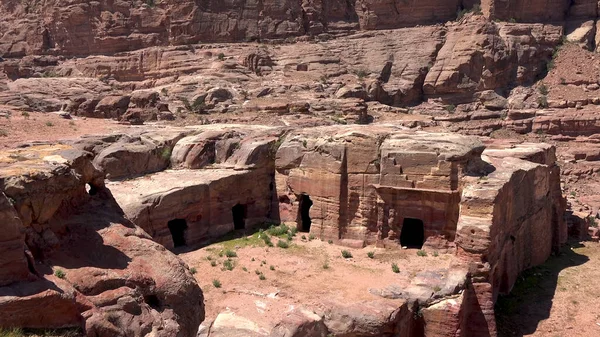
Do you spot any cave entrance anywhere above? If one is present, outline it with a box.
[400,218,425,249]
[168,219,188,247]
[232,203,247,230]
[298,194,313,232]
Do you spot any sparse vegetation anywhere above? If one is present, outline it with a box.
[433,285,442,292]
[54,268,66,279]
[259,273,266,280]
[270,265,275,271]
[45,122,54,127]
[391,263,400,273]
[180,95,207,114]
[224,249,237,258]
[322,261,330,269]
[417,250,427,257]
[190,267,197,274]
[308,233,315,241]
[445,104,456,113]
[537,95,548,108]
[538,83,549,95]
[212,279,222,288]
[367,251,375,259]
[0,129,8,137]
[242,267,248,272]
[355,69,368,79]
[588,216,598,228]
[433,251,439,257]
[328,239,333,244]
[210,260,217,267]
[341,250,353,259]
[217,53,225,61]
[560,77,566,85]
[21,111,30,118]
[277,240,289,249]
[222,259,234,271]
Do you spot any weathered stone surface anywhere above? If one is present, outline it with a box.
[0,144,204,336]
[275,124,486,247]
[424,18,563,103]
[0,193,31,287]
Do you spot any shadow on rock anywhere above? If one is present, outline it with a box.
[495,241,590,337]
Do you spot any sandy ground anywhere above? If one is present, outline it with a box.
[496,240,600,337]
[0,111,131,149]
[180,229,457,328]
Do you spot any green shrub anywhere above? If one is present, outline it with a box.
[54,268,66,279]
[367,251,375,259]
[267,224,290,237]
[341,250,353,259]
[433,285,442,292]
[433,251,439,257]
[328,239,333,244]
[45,121,54,127]
[211,261,217,267]
[190,267,197,274]
[277,240,289,249]
[391,263,400,273]
[538,83,549,95]
[322,261,329,269]
[445,104,456,113]
[308,234,315,241]
[21,111,30,118]
[417,250,427,257]
[259,273,266,280]
[225,249,237,258]
[270,265,275,271]
[255,269,261,275]
[223,259,234,271]
[212,279,222,288]
[218,53,225,61]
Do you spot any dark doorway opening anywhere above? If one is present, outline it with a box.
[232,204,247,230]
[400,218,425,249]
[168,219,188,247]
[299,194,313,232]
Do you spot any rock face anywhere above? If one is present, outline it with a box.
[109,126,282,249]
[0,145,204,336]
[423,18,563,103]
[275,124,487,249]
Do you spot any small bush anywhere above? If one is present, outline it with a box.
[0,129,7,137]
[270,265,275,271]
[322,261,330,269]
[367,251,375,259]
[560,77,566,85]
[21,111,30,118]
[224,249,237,258]
[259,273,266,280]
[190,267,197,274]
[217,53,225,61]
[290,227,298,236]
[255,269,261,275]
[588,216,598,228]
[308,233,315,241]
[433,285,442,292]
[433,251,439,257]
[277,240,289,249]
[54,268,66,279]
[537,96,548,108]
[267,224,289,237]
[391,263,400,273]
[212,279,222,288]
[355,69,368,79]
[538,83,549,95]
[301,235,307,241]
[341,250,353,259]
[210,261,217,267]
[242,267,248,272]
[206,256,213,261]
[417,250,427,257]
[218,251,224,257]
[45,121,54,127]
[445,104,456,113]
[223,259,234,271]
